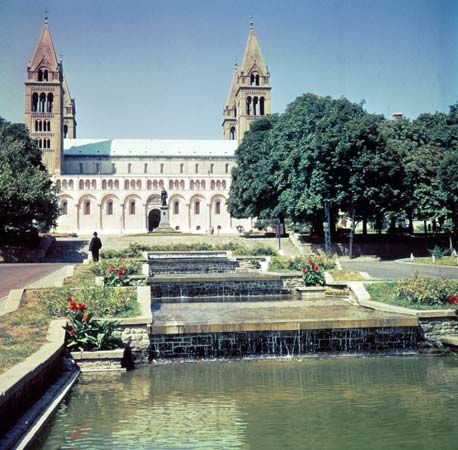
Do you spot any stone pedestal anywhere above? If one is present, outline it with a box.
[155,206,174,232]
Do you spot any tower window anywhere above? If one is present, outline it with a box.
[130,201,136,215]
[195,201,200,215]
[63,124,68,138]
[107,201,113,215]
[250,73,255,85]
[38,70,43,82]
[174,201,179,215]
[31,93,38,112]
[46,93,53,112]
[256,74,260,86]
[246,96,251,115]
[61,201,68,215]
[215,201,221,215]
[84,201,91,215]
[253,97,258,116]
[39,93,46,112]
[260,97,265,115]
[230,127,236,140]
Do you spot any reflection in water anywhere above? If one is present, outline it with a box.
[32,356,458,450]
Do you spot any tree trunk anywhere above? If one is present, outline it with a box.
[349,208,356,259]
[389,216,396,234]
[362,218,368,235]
[424,220,427,236]
[408,214,414,234]
[312,217,324,237]
[432,219,437,233]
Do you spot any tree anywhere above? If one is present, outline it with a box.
[0,116,58,242]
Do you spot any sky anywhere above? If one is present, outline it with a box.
[0,0,457,139]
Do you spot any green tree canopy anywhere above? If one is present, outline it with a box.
[0,116,58,239]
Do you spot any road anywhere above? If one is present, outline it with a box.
[340,260,458,280]
[0,263,66,300]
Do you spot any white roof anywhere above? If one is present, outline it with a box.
[64,139,238,157]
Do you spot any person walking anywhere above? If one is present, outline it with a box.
[89,232,102,262]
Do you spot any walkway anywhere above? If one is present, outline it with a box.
[340,260,458,280]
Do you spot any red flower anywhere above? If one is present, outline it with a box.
[67,295,74,303]
[82,314,89,323]
[313,265,320,272]
[447,295,458,305]
[303,268,309,274]
[68,328,76,337]
[117,268,126,279]
[69,301,79,311]
[77,303,86,312]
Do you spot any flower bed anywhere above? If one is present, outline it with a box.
[365,276,458,310]
[269,255,336,273]
[302,259,325,287]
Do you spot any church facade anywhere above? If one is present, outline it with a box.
[25,19,271,234]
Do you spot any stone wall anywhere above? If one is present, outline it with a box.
[419,317,458,341]
[114,324,151,363]
[150,327,420,359]
[148,259,239,275]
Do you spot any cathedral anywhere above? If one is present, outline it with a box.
[25,18,271,234]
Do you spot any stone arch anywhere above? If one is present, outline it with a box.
[56,194,76,231]
[100,194,121,232]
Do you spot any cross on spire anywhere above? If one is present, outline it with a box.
[249,16,254,30]
[44,8,48,23]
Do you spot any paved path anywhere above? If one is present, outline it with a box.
[0,263,66,300]
[340,260,458,280]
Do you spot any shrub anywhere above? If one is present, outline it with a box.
[269,254,336,272]
[302,259,325,287]
[64,296,120,351]
[41,286,138,318]
[395,273,458,306]
[428,246,450,259]
[90,258,142,277]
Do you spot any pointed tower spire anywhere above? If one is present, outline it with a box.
[28,17,59,71]
[222,21,271,141]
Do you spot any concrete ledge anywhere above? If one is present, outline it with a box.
[149,273,282,283]
[71,349,124,360]
[1,289,24,316]
[441,335,458,347]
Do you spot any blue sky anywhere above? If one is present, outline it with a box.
[0,0,457,139]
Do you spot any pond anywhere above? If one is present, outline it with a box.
[32,356,458,450]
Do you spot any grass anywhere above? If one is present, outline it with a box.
[328,269,364,282]
[413,257,458,266]
[365,281,456,310]
[63,265,95,287]
[0,291,50,374]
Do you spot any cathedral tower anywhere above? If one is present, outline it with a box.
[25,17,75,175]
[223,21,271,141]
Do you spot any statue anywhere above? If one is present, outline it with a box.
[160,188,168,207]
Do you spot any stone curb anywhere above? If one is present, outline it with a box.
[0,289,24,317]
[348,281,457,318]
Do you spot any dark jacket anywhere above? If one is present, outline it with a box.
[89,237,102,252]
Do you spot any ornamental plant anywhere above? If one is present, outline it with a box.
[105,263,128,287]
[64,295,120,351]
[302,259,325,287]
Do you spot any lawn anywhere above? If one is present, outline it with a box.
[328,269,364,282]
[365,281,457,310]
[413,257,458,266]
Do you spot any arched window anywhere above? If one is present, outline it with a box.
[38,69,43,81]
[79,180,84,189]
[69,180,74,189]
[246,96,252,115]
[180,180,185,189]
[211,180,215,189]
[102,180,107,189]
[225,163,229,174]
[85,180,90,189]
[153,180,158,189]
[174,201,179,215]
[35,120,38,132]
[136,180,141,189]
[108,180,114,189]
[91,179,96,189]
[38,138,42,148]
[190,180,195,190]
[84,201,91,215]
[56,180,61,189]
[32,93,38,112]
[196,225,201,231]
[216,180,221,190]
[159,180,164,188]
[62,180,68,189]
[147,180,152,189]
[196,180,200,190]
[230,127,236,140]
[250,73,255,85]
[195,201,200,215]
[256,74,260,86]
[46,93,53,112]
[222,180,227,189]
[169,180,173,189]
[215,201,221,215]
[114,180,119,189]
[125,180,129,189]
[107,201,113,215]
[44,69,48,81]
[130,180,135,190]
[130,200,136,215]
[39,93,46,112]
[63,124,68,138]
[174,180,179,189]
[253,97,258,116]
[201,180,206,189]
[61,200,68,215]
[260,97,265,116]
